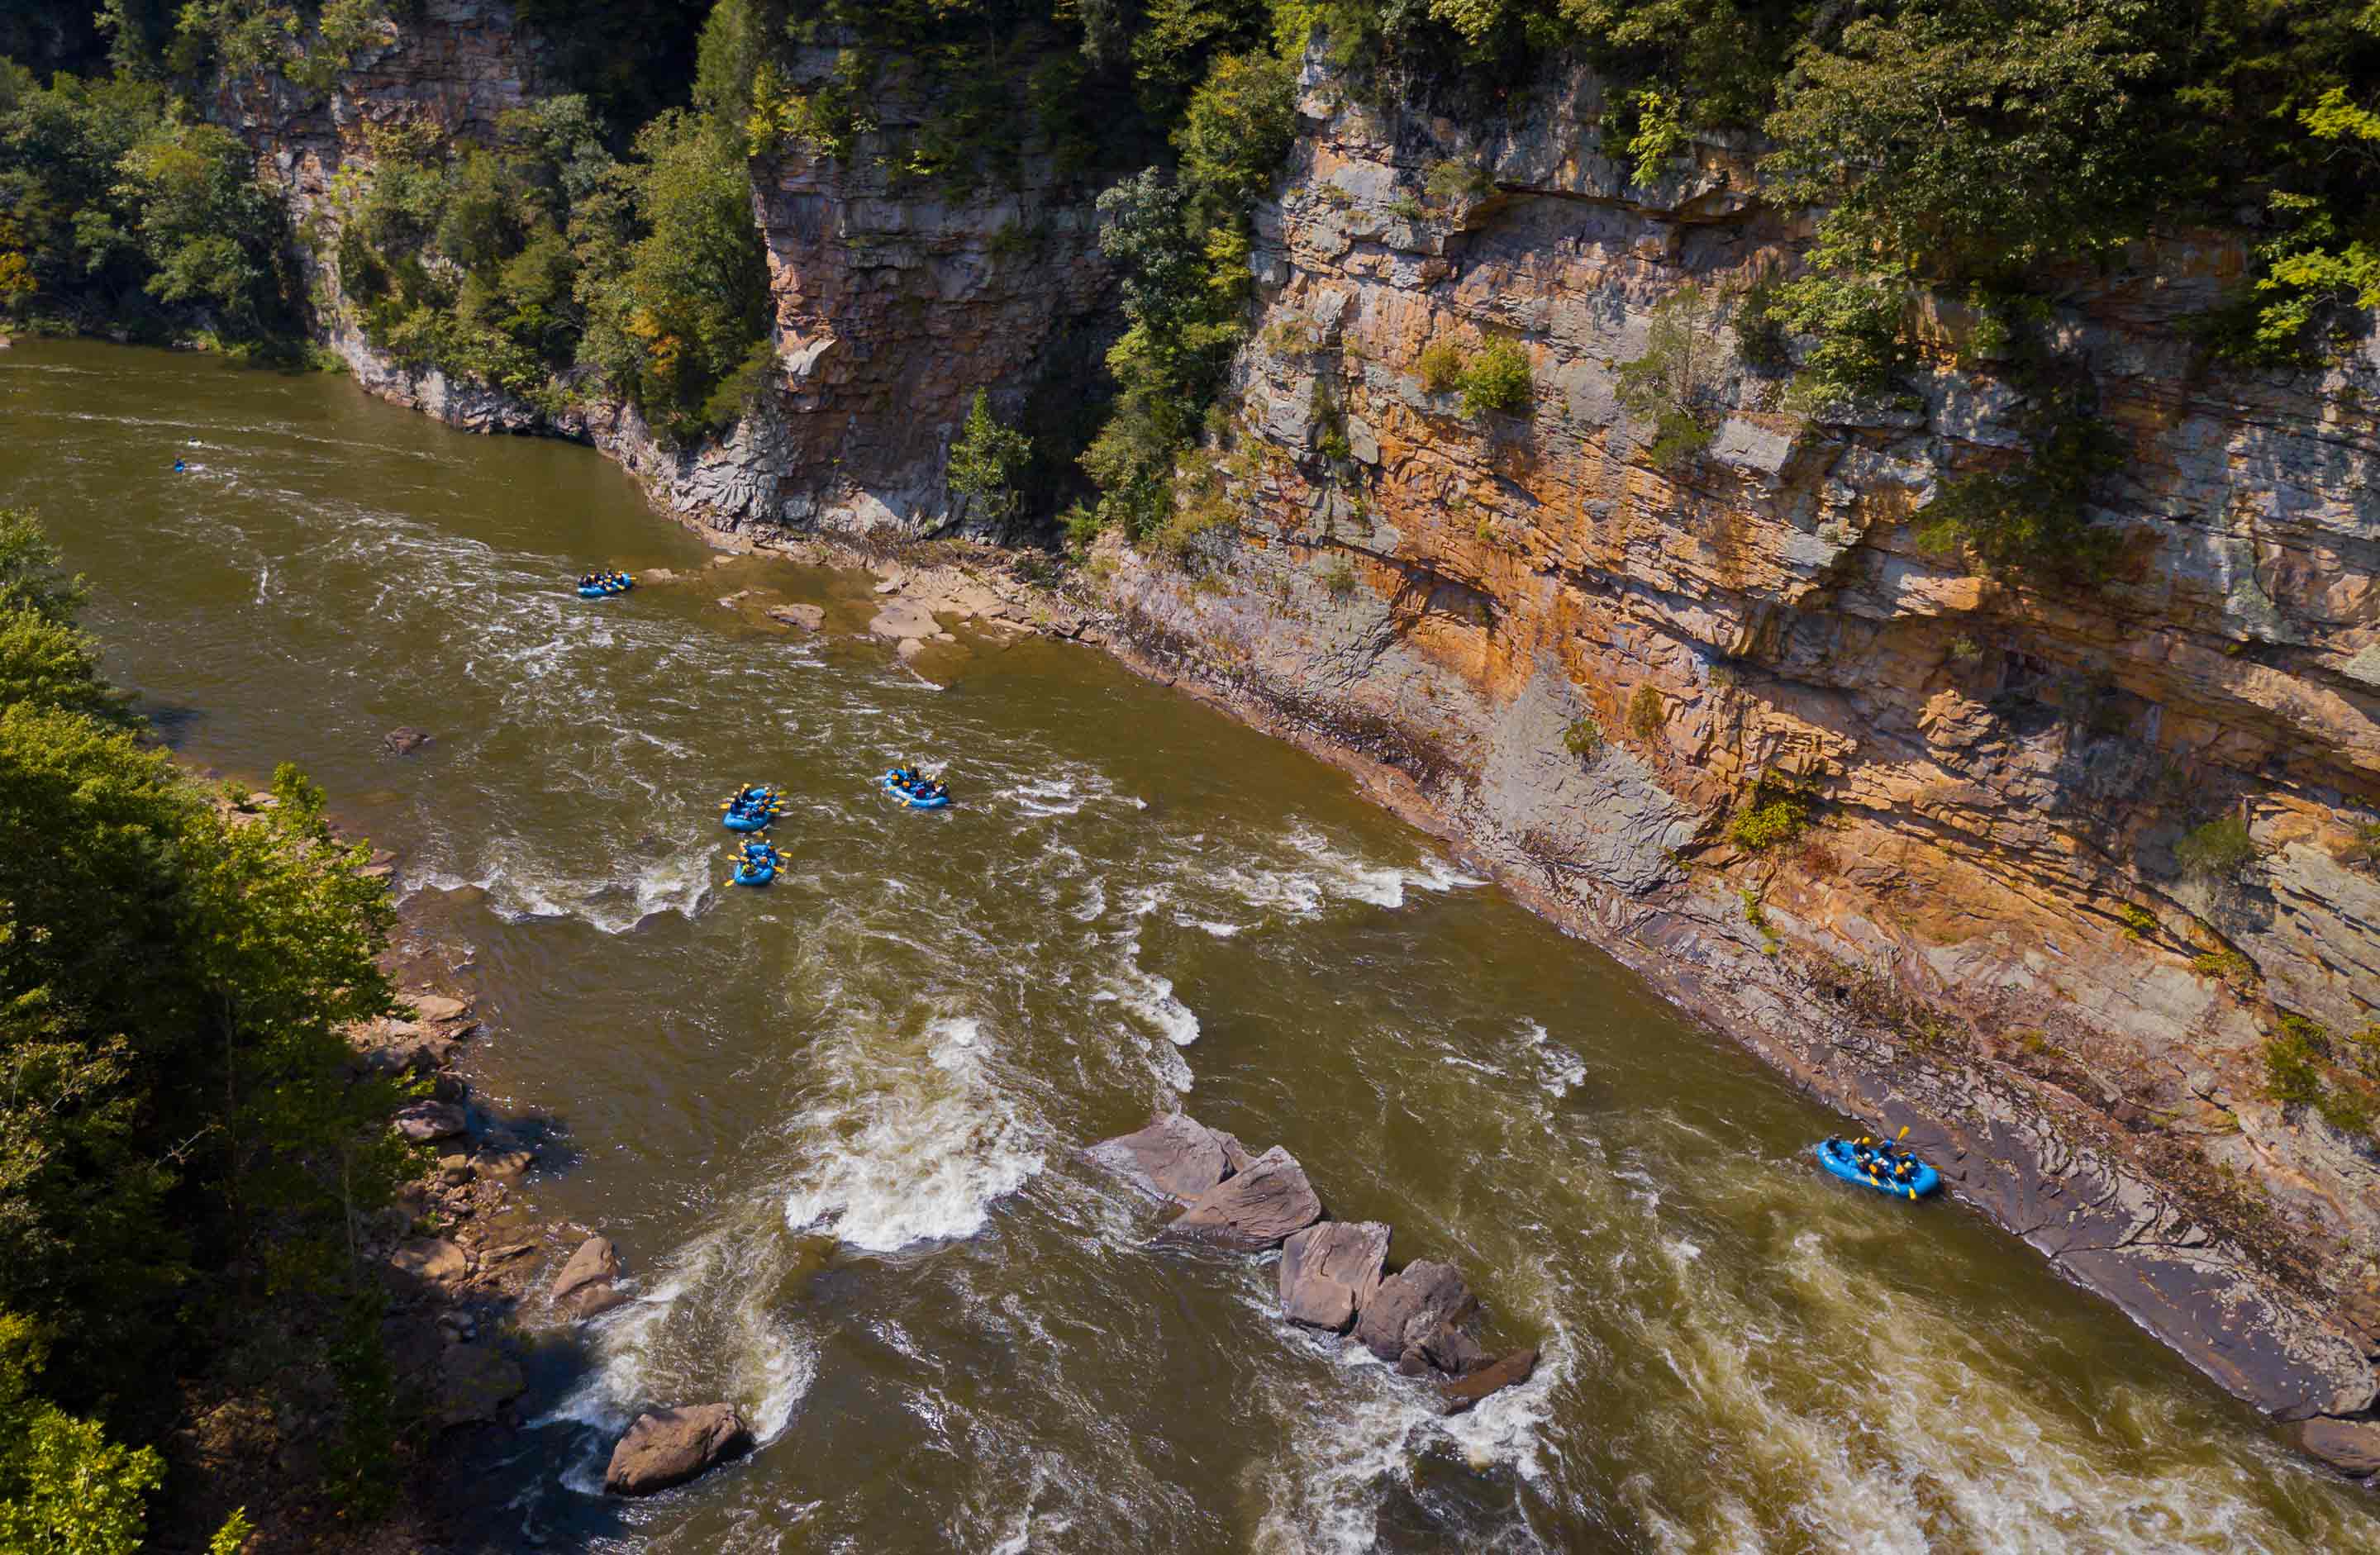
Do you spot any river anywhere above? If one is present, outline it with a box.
[3,339,2372,1552]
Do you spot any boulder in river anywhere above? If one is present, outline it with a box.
[1399,1319,1488,1379]
[767,602,826,632]
[1354,1260,1478,1363]
[1086,1112,1247,1205]
[550,1234,625,1316]
[1437,1348,1540,1416]
[2301,1417,2380,1477]
[604,1403,753,1496]
[1163,1146,1321,1248]
[1278,1220,1389,1332]
[380,726,433,756]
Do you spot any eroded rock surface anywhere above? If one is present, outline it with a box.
[603,1403,753,1496]
[1355,1261,1479,1365]
[1278,1220,1389,1332]
[1087,1112,1245,1205]
[1163,1146,1323,1248]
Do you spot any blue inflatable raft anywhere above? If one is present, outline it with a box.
[721,787,784,831]
[881,770,951,810]
[732,842,780,887]
[576,573,634,599]
[1816,1138,1940,1201]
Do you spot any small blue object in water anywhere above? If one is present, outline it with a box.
[732,841,779,886]
[172,459,186,473]
[881,770,951,810]
[1816,1137,1940,1201]
[721,785,783,831]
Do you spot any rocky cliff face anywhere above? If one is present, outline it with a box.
[217,1,1111,537]
[212,13,2380,1455]
[1097,54,2380,1442]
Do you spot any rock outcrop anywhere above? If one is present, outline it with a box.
[603,1403,753,1496]
[1278,1220,1389,1332]
[1161,1145,1324,1248]
[1085,1111,1251,1205]
[550,1234,627,1318]
[1091,1117,1536,1413]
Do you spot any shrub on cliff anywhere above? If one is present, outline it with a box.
[2175,816,2258,882]
[1913,402,2125,585]
[948,388,1035,530]
[1729,782,1810,851]
[1459,335,1534,418]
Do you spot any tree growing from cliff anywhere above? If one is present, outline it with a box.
[948,388,1034,530]
[1613,283,1725,468]
[1459,335,1534,418]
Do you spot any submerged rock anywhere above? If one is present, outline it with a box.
[1164,1146,1321,1248]
[1437,1347,1540,1416]
[768,602,826,631]
[1278,1220,1389,1332]
[380,725,433,755]
[1086,1112,1245,1205]
[603,1403,753,1496]
[1354,1261,1478,1364]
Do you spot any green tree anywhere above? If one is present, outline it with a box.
[1614,283,1724,467]
[947,388,1035,529]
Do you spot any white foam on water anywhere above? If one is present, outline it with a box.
[536,1219,816,1498]
[780,1016,1045,1253]
[407,833,716,935]
[1005,774,1088,817]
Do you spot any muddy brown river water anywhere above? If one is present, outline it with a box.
[4,340,2374,1552]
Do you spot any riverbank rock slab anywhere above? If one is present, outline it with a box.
[1278,1220,1390,1331]
[767,602,826,631]
[1355,1261,1478,1363]
[394,1099,466,1142]
[603,1403,753,1496]
[1163,1146,1322,1248]
[1438,1348,1540,1416]
[1087,1112,1244,1205]
[390,1237,468,1288]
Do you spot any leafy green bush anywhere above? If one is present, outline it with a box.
[1320,557,1359,597]
[1913,410,2125,585]
[1459,335,1533,418]
[0,509,413,1533]
[1424,158,1492,204]
[2176,816,2258,882]
[1730,782,1810,851]
[1563,715,1602,758]
[2190,947,2256,987]
[2117,901,2158,940]
[1416,337,1466,392]
[1626,682,1664,740]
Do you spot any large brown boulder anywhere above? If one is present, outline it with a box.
[1086,1113,1244,1205]
[1398,1320,1489,1379]
[1437,1348,1540,1416]
[1278,1221,1389,1332]
[1163,1147,1322,1248]
[1354,1261,1478,1363]
[603,1404,753,1496]
[2301,1417,2380,1477]
[550,1235,624,1316]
